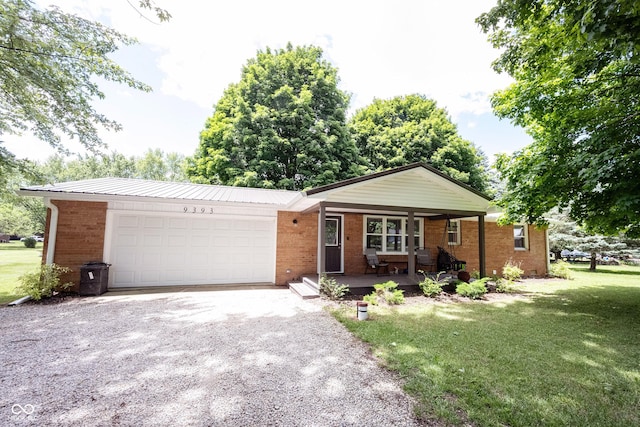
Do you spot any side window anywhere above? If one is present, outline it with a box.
[514,224,528,250]
[447,220,461,245]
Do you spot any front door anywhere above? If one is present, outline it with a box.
[325,216,342,273]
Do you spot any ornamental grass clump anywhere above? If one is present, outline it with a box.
[502,259,524,281]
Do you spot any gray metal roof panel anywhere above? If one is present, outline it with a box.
[20,178,300,206]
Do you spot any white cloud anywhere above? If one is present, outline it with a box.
[46,0,506,113]
[16,0,523,162]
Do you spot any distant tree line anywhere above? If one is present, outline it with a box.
[0,149,188,237]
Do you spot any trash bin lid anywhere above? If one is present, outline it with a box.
[81,261,111,267]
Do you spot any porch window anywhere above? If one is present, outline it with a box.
[365,216,423,254]
[447,219,461,245]
[514,224,528,250]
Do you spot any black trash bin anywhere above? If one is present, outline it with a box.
[79,262,111,296]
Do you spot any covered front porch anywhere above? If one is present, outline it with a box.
[285,163,495,299]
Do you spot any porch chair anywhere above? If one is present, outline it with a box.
[364,248,390,276]
[416,248,436,273]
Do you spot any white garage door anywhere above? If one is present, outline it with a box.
[108,213,276,287]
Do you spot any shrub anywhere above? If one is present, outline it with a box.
[363,293,378,305]
[470,270,481,280]
[365,280,405,305]
[418,272,448,297]
[495,278,515,293]
[550,260,573,279]
[17,263,73,300]
[22,237,36,248]
[319,274,349,300]
[456,280,487,299]
[502,259,524,281]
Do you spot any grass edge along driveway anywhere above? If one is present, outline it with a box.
[0,242,42,305]
[332,265,640,427]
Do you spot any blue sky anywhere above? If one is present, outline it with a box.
[5,0,531,164]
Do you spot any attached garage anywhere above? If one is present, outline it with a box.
[19,178,299,290]
[106,212,277,287]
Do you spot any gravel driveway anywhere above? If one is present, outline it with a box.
[1,289,419,426]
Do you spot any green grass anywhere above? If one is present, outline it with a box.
[333,265,640,426]
[0,242,43,305]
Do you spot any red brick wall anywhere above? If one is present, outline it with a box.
[42,200,108,290]
[275,211,319,285]
[449,220,548,277]
[275,212,548,283]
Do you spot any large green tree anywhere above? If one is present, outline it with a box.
[0,0,168,173]
[478,0,640,236]
[189,44,365,190]
[349,95,489,192]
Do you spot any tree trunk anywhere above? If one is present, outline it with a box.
[590,252,597,271]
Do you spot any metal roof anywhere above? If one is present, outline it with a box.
[19,178,300,206]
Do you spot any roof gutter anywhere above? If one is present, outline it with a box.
[44,198,58,265]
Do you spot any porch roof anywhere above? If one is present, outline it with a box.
[291,163,496,218]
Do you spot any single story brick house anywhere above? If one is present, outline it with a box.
[19,163,549,291]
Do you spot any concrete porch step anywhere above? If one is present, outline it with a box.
[302,276,319,291]
[289,281,320,299]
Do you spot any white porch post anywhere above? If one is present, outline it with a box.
[407,210,416,282]
[318,203,326,284]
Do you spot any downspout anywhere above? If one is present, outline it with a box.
[44,198,58,265]
[545,227,551,276]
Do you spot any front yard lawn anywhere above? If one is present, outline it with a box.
[0,242,42,305]
[333,265,640,426]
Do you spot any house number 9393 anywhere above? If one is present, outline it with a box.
[183,207,214,214]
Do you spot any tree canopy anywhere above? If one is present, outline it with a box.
[0,149,188,236]
[478,0,640,236]
[0,0,167,172]
[189,44,365,190]
[349,94,489,192]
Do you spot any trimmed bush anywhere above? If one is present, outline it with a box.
[22,237,36,248]
[456,280,487,299]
